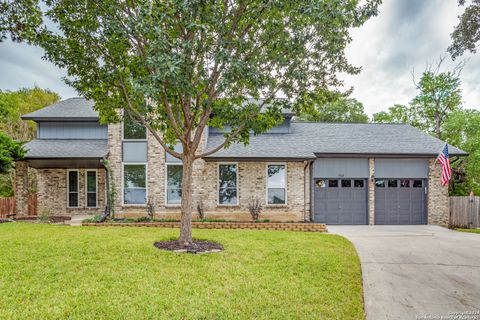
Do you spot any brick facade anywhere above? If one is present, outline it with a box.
[105,121,309,221]
[14,161,29,215]
[35,168,106,215]
[26,122,450,225]
[368,158,375,225]
[427,158,450,226]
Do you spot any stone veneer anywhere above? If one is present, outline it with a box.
[427,158,450,226]
[35,168,106,215]
[108,121,309,221]
[368,158,375,225]
[13,161,29,215]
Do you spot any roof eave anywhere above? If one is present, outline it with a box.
[21,116,99,121]
[313,152,468,158]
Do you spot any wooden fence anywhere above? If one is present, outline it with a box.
[0,194,38,218]
[450,196,480,229]
[0,197,16,218]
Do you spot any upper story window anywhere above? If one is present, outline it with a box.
[267,164,286,204]
[218,164,238,205]
[123,114,146,140]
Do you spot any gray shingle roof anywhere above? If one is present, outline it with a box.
[22,98,98,121]
[205,122,467,159]
[23,139,108,159]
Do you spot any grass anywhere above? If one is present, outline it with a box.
[455,228,480,234]
[0,223,364,320]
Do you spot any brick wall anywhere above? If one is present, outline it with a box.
[13,161,29,215]
[108,122,309,221]
[427,158,450,226]
[368,158,375,225]
[36,168,106,215]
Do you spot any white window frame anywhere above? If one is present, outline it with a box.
[85,169,98,208]
[67,169,80,208]
[122,163,148,206]
[266,162,288,205]
[217,162,239,206]
[165,163,183,206]
[121,111,147,141]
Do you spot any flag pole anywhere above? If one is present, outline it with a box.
[434,142,448,164]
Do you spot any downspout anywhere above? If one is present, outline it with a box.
[303,160,314,222]
[101,157,109,216]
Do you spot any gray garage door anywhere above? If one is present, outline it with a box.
[314,179,367,224]
[375,179,427,225]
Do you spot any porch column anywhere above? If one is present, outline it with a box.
[14,161,29,216]
[368,158,375,225]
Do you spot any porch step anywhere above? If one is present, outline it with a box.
[70,215,91,226]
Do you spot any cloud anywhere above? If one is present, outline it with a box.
[342,0,480,115]
[0,1,479,114]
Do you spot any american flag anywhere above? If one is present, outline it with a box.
[437,144,451,186]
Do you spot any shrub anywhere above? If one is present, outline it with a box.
[37,212,50,223]
[248,197,263,221]
[146,196,155,221]
[197,200,205,219]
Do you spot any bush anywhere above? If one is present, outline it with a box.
[82,214,103,223]
[248,197,263,221]
[196,201,205,219]
[37,212,51,223]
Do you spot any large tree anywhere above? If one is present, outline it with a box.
[443,108,480,195]
[410,58,463,139]
[448,0,480,59]
[1,0,380,246]
[298,96,369,123]
[0,87,60,142]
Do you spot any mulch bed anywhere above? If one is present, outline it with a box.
[154,240,224,254]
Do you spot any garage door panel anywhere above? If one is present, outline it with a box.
[375,179,426,225]
[314,179,367,225]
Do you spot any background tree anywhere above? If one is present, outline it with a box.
[411,58,463,139]
[0,87,60,141]
[443,108,480,195]
[1,0,380,246]
[448,0,480,59]
[372,104,419,125]
[0,132,25,196]
[298,96,369,123]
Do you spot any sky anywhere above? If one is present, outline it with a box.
[0,0,479,116]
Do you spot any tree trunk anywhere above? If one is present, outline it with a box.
[434,112,442,139]
[178,154,194,246]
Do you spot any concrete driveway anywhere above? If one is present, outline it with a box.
[328,225,480,320]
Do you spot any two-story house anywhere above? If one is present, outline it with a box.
[15,97,466,225]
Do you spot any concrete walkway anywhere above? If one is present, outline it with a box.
[69,214,90,226]
[328,225,480,320]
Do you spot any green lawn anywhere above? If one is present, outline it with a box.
[455,228,480,234]
[0,223,364,320]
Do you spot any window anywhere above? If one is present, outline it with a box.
[413,180,423,188]
[388,179,398,188]
[86,170,97,207]
[328,179,339,188]
[123,164,147,204]
[400,179,410,188]
[218,164,238,205]
[341,179,351,188]
[166,164,182,205]
[267,164,286,204]
[67,170,79,208]
[123,114,146,140]
[375,179,385,188]
[354,180,364,188]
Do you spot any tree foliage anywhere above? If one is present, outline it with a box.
[443,109,480,195]
[448,0,480,59]
[0,132,25,175]
[0,0,380,244]
[0,87,60,141]
[410,59,463,139]
[298,96,369,123]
